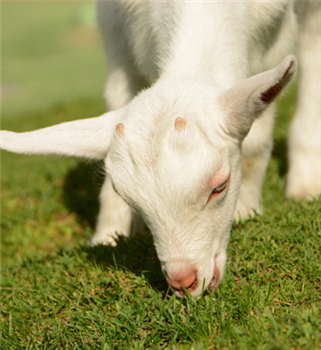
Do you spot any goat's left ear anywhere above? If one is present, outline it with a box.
[219,55,296,141]
[0,109,123,160]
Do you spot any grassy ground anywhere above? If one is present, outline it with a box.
[1,2,321,349]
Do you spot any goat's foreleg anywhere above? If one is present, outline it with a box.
[235,105,275,219]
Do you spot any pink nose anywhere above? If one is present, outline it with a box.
[166,268,197,295]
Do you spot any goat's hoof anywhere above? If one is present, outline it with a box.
[285,184,321,201]
[234,205,261,222]
[90,231,120,247]
[286,161,321,201]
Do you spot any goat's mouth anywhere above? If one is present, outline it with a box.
[165,254,223,297]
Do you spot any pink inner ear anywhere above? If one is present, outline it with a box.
[209,168,230,189]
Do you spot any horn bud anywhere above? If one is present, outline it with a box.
[116,123,125,136]
[174,118,186,131]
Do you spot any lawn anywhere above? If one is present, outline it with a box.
[1,2,321,349]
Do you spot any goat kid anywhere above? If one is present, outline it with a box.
[1,1,320,297]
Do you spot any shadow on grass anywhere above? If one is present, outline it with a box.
[62,161,103,227]
[272,135,288,178]
[84,233,168,293]
[61,161,167,292]
[272,81,297,178]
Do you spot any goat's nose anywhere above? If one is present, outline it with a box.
[166,268,197,294]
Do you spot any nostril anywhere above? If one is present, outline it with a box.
[209,257,221,290]
[185,276,197,290]
[166,269,197,293]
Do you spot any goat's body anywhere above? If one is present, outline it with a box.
[99,1,298,85]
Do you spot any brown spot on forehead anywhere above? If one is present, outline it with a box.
[116,123,125,136]
[175,117,186,131]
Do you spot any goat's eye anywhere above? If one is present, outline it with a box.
[207,176,230,204]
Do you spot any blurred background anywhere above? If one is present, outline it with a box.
[1,1,106,118]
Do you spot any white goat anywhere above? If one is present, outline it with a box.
[1,1,320,297]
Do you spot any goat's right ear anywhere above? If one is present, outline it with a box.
[219,55,296,141]
[0,110,122,160]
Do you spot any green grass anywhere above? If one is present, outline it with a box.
[1,2,321,349]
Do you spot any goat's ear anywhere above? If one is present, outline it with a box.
[0,110,122,160]
[219,55,296,141]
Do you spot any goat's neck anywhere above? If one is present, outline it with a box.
[160,3,250,88]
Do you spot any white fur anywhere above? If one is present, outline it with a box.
[1,0,320,297]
